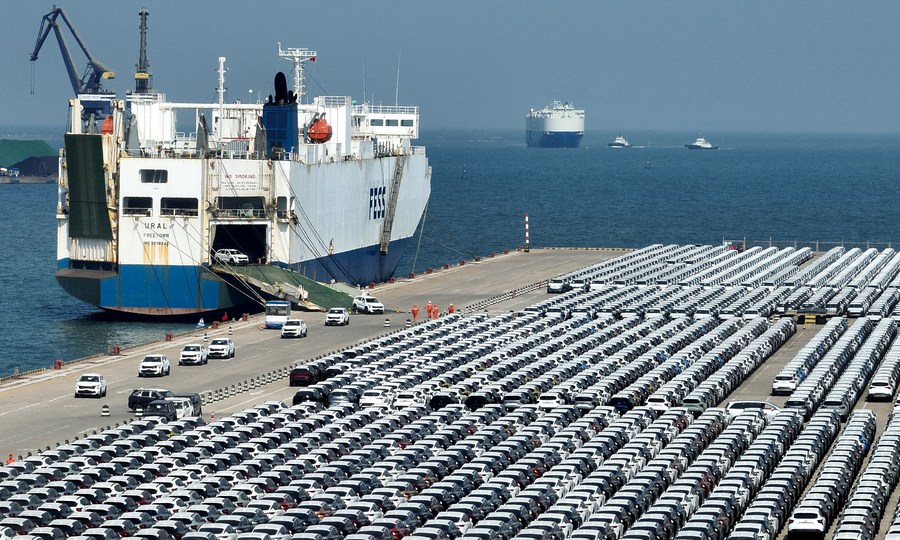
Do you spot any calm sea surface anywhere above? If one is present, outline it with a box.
[2,129,900,376]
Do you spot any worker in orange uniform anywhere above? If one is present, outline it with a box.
[448,304,455,314]
[5,453,14,464]
[426,301,433,319]
[411,304,420,322]
[432,304,439,319]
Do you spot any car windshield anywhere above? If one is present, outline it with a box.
[183,346,200,351]
[211,340,227,345]
[366,298,380,304]
[143,358,162,364]
[284,321,301,326]
[81,376,100,382]
[329,309,343,314]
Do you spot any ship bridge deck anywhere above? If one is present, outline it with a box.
[211,263,352,311]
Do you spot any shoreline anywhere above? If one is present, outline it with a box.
[0,176,55,184]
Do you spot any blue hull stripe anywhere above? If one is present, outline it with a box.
[56,238,412,314]
[526,131,584,148]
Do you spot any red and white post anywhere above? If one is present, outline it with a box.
[524,213,530,253]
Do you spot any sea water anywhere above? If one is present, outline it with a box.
[2,129,900,376]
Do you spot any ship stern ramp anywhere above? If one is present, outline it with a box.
[215,263,351,311]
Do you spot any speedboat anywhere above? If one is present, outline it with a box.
[608,133,632,148]
[686,133,717,149]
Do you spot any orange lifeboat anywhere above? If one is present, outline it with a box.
[307,115,332,143]
[101,115,114,135]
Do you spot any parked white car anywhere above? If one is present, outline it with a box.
[281,319,308,338]
[166,397,196,418]
[325,307,350,326]
[178,344,208,365]
[213,248,249,265]
[138,355,171,377]
[74,373,108,398]
[208,338,235,359]
[352,294,385,314]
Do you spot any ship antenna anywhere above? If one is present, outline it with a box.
[394,50,401,106]
[216,56,226,107]
[278,42,317,104]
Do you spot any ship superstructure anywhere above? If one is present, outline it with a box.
[55,48,431,316]
[526,100,585,148]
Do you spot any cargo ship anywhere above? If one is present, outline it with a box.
[526,100,585,148]
[55,46,431,317]
[686,133,718,150]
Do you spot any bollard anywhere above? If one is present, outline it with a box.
[405,319,411,329]
[203,332,208,342]
[165,332,173,342]
[384,318,391,327]
[242,313,249,322]
[212,321,219,329]
[110,346,121,355]
[101,404,110,417]
[53,360,63,370]
[228,326,233,336]
[135,407,143,418]
[230,384,236,396]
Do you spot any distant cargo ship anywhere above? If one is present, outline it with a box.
[608,133,632,148]
[686,133,718,150]
[526,101,585,148]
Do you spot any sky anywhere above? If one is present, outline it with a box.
[2,1,900,134]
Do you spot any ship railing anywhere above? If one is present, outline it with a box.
[353,104,418,115]
[160,208,200,217]
[122,207,152,217]
[213,208,267,219]
[723,238,900,253]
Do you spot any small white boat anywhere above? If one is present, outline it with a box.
[608,133,632,148]
[686,133,717,150]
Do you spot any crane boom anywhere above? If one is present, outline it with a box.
[30,7,115,95]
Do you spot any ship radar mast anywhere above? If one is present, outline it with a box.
[134,8,152,92]
[277,43,317,103]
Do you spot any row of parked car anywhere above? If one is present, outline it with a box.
[550,243,900,322]
[771,317,847,396]
[12,242,900,540]
[786,410,877,537]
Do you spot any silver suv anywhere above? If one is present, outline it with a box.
[213,249,249,265]
[208,338,235,359]
[179,344,208,365]
[352,294,385,314]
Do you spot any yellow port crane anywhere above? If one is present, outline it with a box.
[30,6,116,95]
